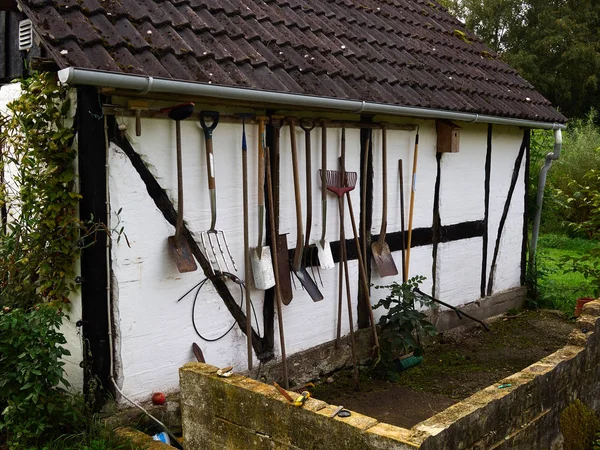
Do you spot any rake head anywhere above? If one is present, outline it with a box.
[200,229,237,273]
[320,169,357,198]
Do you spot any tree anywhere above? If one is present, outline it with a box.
[440,0,600,119]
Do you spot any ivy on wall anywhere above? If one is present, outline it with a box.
[0,72,82,309]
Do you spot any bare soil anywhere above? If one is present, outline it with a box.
[312,309,574,429]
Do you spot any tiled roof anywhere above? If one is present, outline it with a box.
[20,0,566,123]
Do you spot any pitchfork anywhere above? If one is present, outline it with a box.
[199,111,237,273]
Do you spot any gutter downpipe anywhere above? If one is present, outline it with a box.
[529,129,563,272]
[59,67,567,131]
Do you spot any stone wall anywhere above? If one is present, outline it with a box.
[180,300,600,450]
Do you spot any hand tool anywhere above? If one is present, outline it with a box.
[372,124,399,277]
[250,116,276,290]
[405,126,420,276]
[265,144,289,388]
[300,118,320,285]
[199,111,237,273]
[162,102,197,273]
[191,342,205,363]
[288,117,323,302]
[399,159,408,283]
[315,119,335,270]
[240,113,254,370]
[271,116,293,305]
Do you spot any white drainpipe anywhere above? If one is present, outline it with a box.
[530,129,563,269]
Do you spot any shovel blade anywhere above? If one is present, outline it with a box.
[316,239,335,270]
[250,247,276,290]
[276,235,293,305]
[372,241,398,278]
[168,235,198,273]
[292,267,324,302]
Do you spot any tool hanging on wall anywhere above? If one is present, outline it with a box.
[405,126,420,276]
[361,128,371,267]
[162,102,197,273]
[300,118,320,286]
[322,128,359,389]
[398,159,408,283]
[271,116,293,305]
[343,133,379,357]
[315,119,335,271]
[128,100,148,137]
[372,124,399,277]
[250,116,276,290]
[240,113,254,371]
[265,144,290,388]
[199,111,237,273]
[288,117,323,302]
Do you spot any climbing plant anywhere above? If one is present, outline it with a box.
[0,72,82,310]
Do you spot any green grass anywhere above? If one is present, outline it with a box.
[535,233,599,314]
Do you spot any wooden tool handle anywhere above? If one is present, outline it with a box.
[257,117,266,207]
[380,124,388,242]
[205,136,216,190]
[288,117,304,269]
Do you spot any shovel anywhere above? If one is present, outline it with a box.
[288,117,323,302]
[271,116,293,305]
[315,119,335,270]
[250,116,276,290]
[163,102,197,273]
[372,124,398,278]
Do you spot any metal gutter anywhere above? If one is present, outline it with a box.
[58,67,567,131]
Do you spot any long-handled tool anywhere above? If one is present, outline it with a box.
[372,124,399,277]
[405,126,420,276]
[414,289,490,331]
[240,114,253,370]
[315,119,335,270]
[288,117,323,302]
[344,132,379,355]
[361,128,371,266]
[250,116,276,290]
[321,128,359,388]
[399,159,408,283]
[265,144,289,388]
[199,111,237,273]
[163,102,197,273]
[271,116,293,305]
[300,118,320,285]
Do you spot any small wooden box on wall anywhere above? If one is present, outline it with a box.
[436,120,461,153]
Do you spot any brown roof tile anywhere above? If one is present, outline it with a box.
[20,0,566,123]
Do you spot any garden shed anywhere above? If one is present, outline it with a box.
[0,0,566,405]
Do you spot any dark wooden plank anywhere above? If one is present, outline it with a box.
[0,12,6,79]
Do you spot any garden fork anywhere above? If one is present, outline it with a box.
[199,111,237,273]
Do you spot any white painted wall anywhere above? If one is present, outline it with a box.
[107,111,527,401]
[0,83,84,392]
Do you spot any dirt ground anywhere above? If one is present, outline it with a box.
[312,309,574,429]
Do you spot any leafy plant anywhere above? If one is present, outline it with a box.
[372,276,437,380]
[0,306,79,448]
[559,399,600,450]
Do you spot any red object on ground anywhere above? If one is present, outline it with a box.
[574,297,595,317]
[152,392,166,405]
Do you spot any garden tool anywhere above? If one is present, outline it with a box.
[240,113,254,370]
[300,118,320,285]
[406,126,420,276]
[321,128,359,388]
[288,117,323,302]
[250,116,276,290]
[265,144,289,388]
[199,111,237,273]
[191,342,205,363]
[163,102,197,273]
[271,116,293,305]
[372,124,399,277]
[361,129,372,264]
[315,119,335,270]
[399,159,408,283]
[343,133,379,354]
[128,99,148,136]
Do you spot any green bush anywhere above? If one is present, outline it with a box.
[0,306,79,448]
[559,399,600,450]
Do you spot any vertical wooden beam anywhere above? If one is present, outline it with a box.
[520,130,531,286]
[481,124,493,298]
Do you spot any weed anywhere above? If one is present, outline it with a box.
[560,399,600,450]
